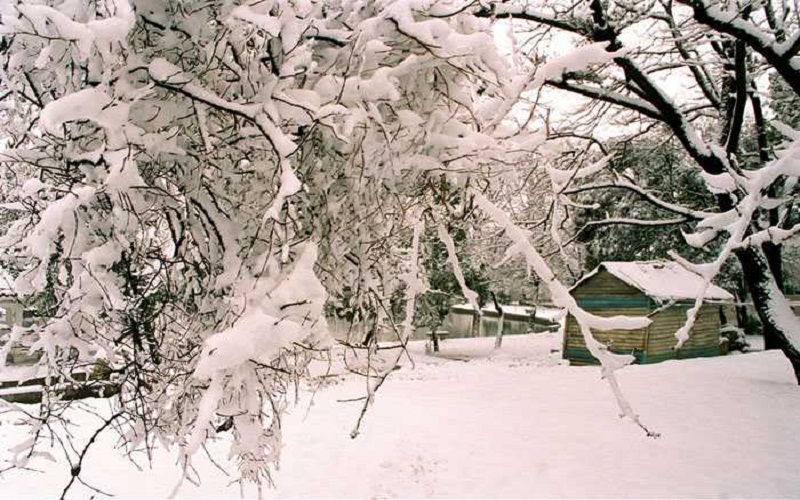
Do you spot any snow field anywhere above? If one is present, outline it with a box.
[1,332,799,498]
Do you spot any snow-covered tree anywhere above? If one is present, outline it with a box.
[0,0,539,490]
[11,0,800,493]
[475,0,800,381]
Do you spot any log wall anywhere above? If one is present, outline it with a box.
[563,270,723,365]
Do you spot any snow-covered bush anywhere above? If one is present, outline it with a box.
[720,324,749,353]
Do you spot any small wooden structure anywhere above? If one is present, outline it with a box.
[563,261,733,365]
[0,267,36,364]
[446,303,560,338]
[0,266,23,330]
[788,295,800,316]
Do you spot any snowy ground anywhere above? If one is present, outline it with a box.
[2,332,800,498]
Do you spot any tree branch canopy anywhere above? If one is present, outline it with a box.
[678,0,800,96]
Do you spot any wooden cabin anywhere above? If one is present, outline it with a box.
[563,261,734,365]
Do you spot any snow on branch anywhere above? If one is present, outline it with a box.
[678,0,800,95]
[470,190,658,437]
[548,155,613,190]
[739,224,800,249]
[437,223,480,312]
[38,88,113,137]
[672,131,800,349]
[4,0,135,63]
[533,43,627,88]
[401,213,426,342]
[584,217,691,227]
[147,58,301,221]
[563,178,715,220]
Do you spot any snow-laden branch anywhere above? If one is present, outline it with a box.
[401,213,425,341]
[782,31,800,59]
[4,0,135,63]
[147,59,301,221]
[673,131,800,349]
[585,217,691,227]
[470,190,658,437]
[738,223,800,249]
[677,0,800,96]
[547,79,664,120]
[437,224,480,312]
[482,42,631,130]
[475,4,582,33]
[471,192,649,336]
[563,178,715,220]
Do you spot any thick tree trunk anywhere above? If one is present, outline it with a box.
[761,242,784,350]
[734,274,750,332]
[762,241,784,291]
[735,247,800,383]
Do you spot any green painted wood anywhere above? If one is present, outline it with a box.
[565,344,719,365]
[565,280,724,365]
[564,347,643,364]
[677,345,720,359]
[638,351,677,364]
[576,296,653,308]
[572,271,642,297]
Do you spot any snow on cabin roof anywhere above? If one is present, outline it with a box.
[574,261,734,302]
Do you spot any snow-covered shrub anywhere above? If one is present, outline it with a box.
[720,324,750,353]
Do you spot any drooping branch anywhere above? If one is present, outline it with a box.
[471,190,659,437]
[475,4,584,33]
[478,0,732,177]
[658,0,721,108]
[563,179,715,219]
[583,216,693,227]
[678,0,800,96]
[547,79,664,121]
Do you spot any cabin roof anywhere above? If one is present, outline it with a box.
[572,261,734,302]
